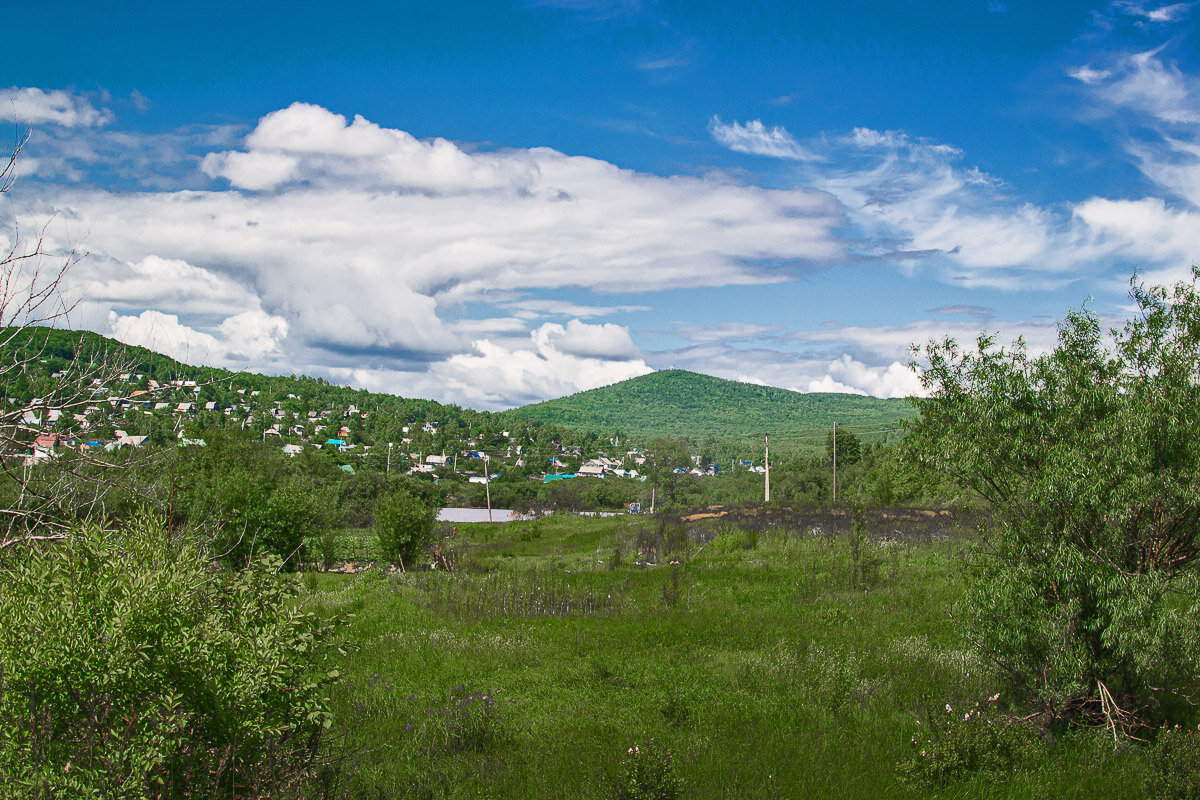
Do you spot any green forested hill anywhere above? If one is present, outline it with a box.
[3,330,914,456]
[508,370,915,450]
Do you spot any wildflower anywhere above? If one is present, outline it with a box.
[964,713,971,721]
[945,704,952,713]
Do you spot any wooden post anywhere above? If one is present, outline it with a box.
[833,422,838,502]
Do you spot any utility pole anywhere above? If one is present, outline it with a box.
[764,432,770,504]
[484,454,492,522]
[832,422,838,502]
[387,441,393,475]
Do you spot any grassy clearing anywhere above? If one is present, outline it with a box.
[303,512,1152,799]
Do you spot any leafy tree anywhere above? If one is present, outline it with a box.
[374,486,438,566]
[644,437,693,509]
[826,426,861,467]
[905,273,1200,734]
[174,431,335,569]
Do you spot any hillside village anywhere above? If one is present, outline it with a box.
[8,356,751,485]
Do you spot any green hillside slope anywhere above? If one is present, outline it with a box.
[0,327,510,439]
[508,370,914,450]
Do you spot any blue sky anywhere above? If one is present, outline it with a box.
[3,0,1199,408]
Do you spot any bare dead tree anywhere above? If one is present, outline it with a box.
[0,133,158,548]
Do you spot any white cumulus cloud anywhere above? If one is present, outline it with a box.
[106,308,289,368]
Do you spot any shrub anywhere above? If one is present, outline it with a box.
[374,487,438,567]
[906,273,1200,730]
[899,696,1042,789]
[614,740,680,800]
[0,516,341,799]
[1147,725,1200,800]
[847,511,882,589]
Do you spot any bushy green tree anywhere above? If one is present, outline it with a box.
[645,437,693,509]
[826,426,861,467]
[174,431,336,569]
[905,273,1200,733]
[0,515,340,798]
[374,486,438,566]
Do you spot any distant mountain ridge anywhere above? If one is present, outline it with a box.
[509,370,914,447]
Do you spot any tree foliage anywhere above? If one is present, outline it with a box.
[644,437,693,509]
[173,432,337,569]
[374,485,438,566]
[905,272,1200,733]
[826,426,862,467]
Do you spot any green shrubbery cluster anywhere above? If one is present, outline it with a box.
[0,516,341,799]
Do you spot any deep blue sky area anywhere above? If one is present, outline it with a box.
[3,0,1199,408]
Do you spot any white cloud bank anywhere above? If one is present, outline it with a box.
[14,100,855,408]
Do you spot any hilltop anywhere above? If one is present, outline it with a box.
[509,369,914,450]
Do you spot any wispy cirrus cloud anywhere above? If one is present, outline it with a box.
[1067,64,1113,84]
[525,0,647,22]
[504,298,652,320]
[669,321,782,343]
[1111,1,1193,23]
[709,103,1200,292]
[708,116,819,161]
[928,304,996,323]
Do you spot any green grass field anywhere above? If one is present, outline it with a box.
[303,513,1153,799]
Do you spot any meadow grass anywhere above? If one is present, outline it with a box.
[303,513,1152,799]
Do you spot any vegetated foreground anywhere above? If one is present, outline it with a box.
[307,511,1156,799]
